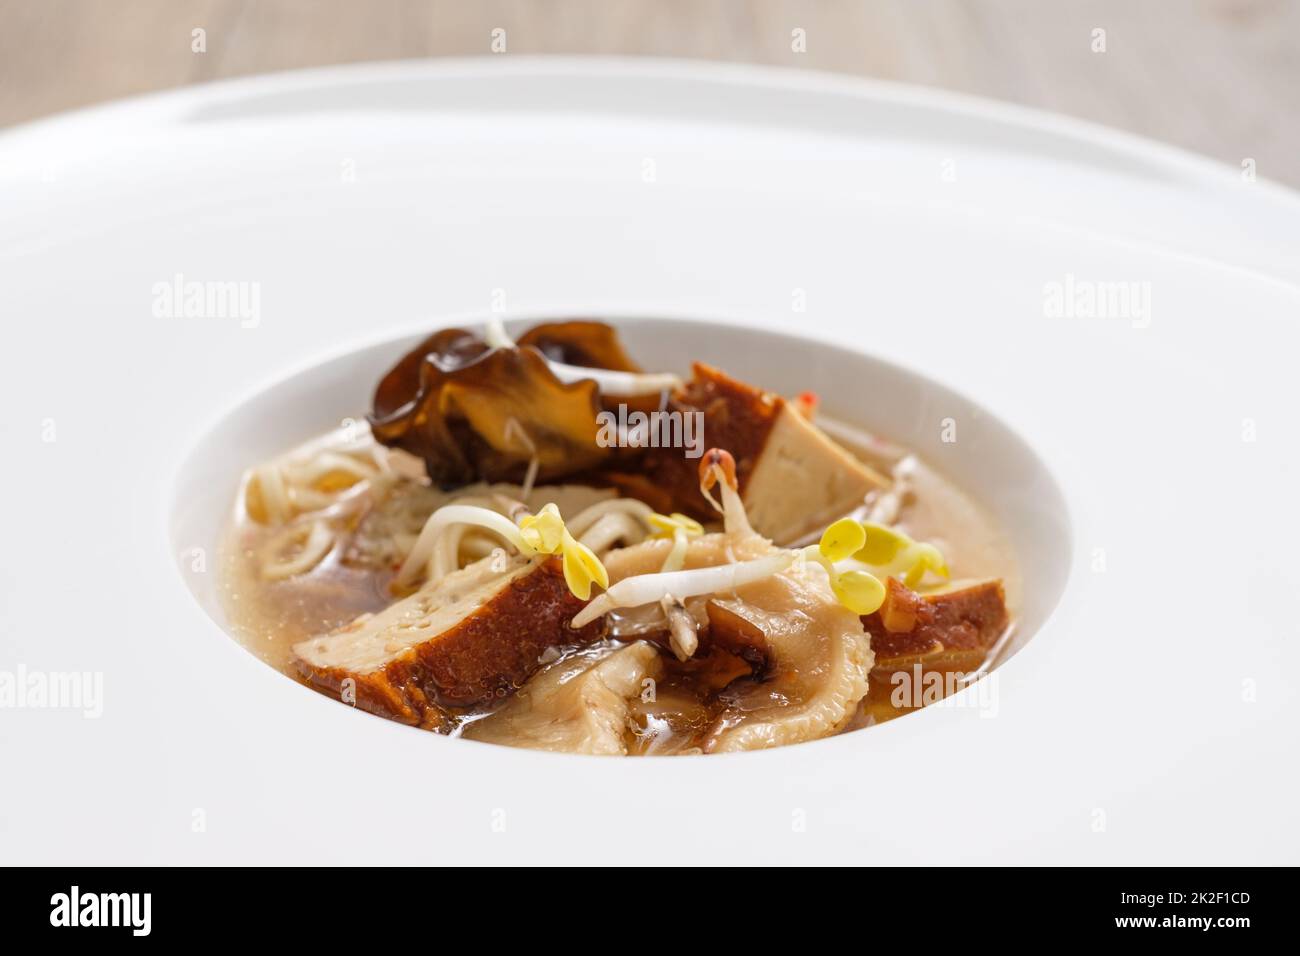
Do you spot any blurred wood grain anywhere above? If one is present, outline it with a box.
[1,0,1295,184]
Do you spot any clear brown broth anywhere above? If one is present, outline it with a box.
[219,419,1021,749]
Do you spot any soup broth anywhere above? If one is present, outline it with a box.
[221,418,1019,749]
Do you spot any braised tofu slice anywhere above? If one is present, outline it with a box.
[292,555,602,727]
[862,577,1009,676]
[641,363,886,543]
[741,402,884,544]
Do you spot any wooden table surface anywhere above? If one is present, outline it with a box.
[2,0,1297,186]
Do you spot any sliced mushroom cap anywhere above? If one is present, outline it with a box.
[369,328,610,488]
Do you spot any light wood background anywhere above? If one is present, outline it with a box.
[2,0,1296,185]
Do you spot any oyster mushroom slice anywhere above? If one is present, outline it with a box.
[464,642,664,755]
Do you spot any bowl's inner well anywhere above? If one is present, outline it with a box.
[171,318,1071,720]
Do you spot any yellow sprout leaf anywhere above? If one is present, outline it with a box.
[832,569,886,615]
[903,543,949,588]
[820,517,867,563]
[561,531,609,601]
[518,502,565,554]
[854,522,909,566]
[648,512,704,539]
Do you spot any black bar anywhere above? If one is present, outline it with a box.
[1,867,1286,941]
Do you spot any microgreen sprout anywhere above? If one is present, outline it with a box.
[518,502,566,553]
[660,593,698,661]
[519,503,610,600]
[565,449,942,629]
[648,511,704,572]
[800,517,887,615]
[853,521,949,588]
[396,500,609,600]
[697,448,751,535]
[570,551,795,629]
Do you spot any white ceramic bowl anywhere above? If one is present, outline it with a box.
[4,59,1298,864]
